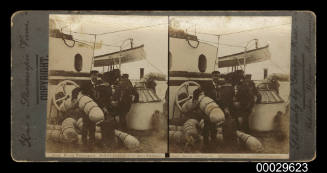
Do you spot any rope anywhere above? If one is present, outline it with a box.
[62,37,75,48]
[145,59,164,74]
[186,38,199,48]
[74,38,121,48]
[61,28,96,36]
[197,23,291,37]
[198,39,244,48]
[97,23,167,36]
[269,60,289,73]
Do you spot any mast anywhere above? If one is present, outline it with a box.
[214,35,221,71]
[90,34,97,71]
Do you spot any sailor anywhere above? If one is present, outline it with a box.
[244,74,262,104]
[211,71,239,148]
[145,77,157,93]
[192,87,217,151]
[79,70,101,146]
[271,78,280,94]
[197,71,219,102]
[80,70,101,100]
[211,71,221,88]
[233,74,258,132]
[97,73,117,148]
[122,73,139,102]
[116,73,135,130]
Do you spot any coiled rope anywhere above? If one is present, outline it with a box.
[186,38,199,49]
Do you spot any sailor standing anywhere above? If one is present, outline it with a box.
[192,87,217,151]
[79,70,101,146]
[213,73,239,146]
[117,73,134,130]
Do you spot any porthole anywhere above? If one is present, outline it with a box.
[198,54,207,72]
[74,53,83,72]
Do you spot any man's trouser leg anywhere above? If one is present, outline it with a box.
[88,121,96,144]
[222,116,238,146]
[209,122,217,143]
[100,118,116,147]
[82,116,88,145]
[241,111,250,133]
[119,102,131,130]
[203,118,210,146]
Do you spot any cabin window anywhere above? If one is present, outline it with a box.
[198,54,207,72]
[169,51,172,70]
[74,53,83,72]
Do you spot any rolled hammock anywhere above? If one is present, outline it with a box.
[169,115,263,152]
[198,95,225,125]
[77,93,105,123]
[183,119,200,139]
[58,92,105,124]
[47,123,140,150]
[169,130,185,144]
[180,95,225,125]
[236,130,264,153]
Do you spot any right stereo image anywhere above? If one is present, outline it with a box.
[168,16,291,159]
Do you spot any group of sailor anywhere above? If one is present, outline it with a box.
[71,69,138,148]
[186,70,262,151]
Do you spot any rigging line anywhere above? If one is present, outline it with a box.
[73,38,122,47]
[97,23,168,36]
[61,28,96,36]
[198,39,245,48]
[73,39,93,46]
[196,23,291,37]
[269,60,289,73]
[60,23,167,36]
[145,59,164,74]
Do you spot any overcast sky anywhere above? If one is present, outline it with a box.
[170,16,292,80]
[50,15,291,80]
[51,15,168,79]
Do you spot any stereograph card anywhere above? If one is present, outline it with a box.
[10,11,316,162]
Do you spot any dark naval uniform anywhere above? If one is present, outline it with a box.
[215,81,239,145]
[96,83,116,147]
[80,79,101,145]
[232,79,259,132]
[116,77,134,130]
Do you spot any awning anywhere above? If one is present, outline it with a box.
[93,45,146,67]
[218,45,271,68]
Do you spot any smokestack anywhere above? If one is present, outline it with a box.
[264,68,268,79]
[140,68,144,79]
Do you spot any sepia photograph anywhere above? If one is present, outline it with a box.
[46,15,168,157]
[10,10,316,162]
[168,16,291,158]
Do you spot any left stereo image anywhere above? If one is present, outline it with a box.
[45,15,168,158]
